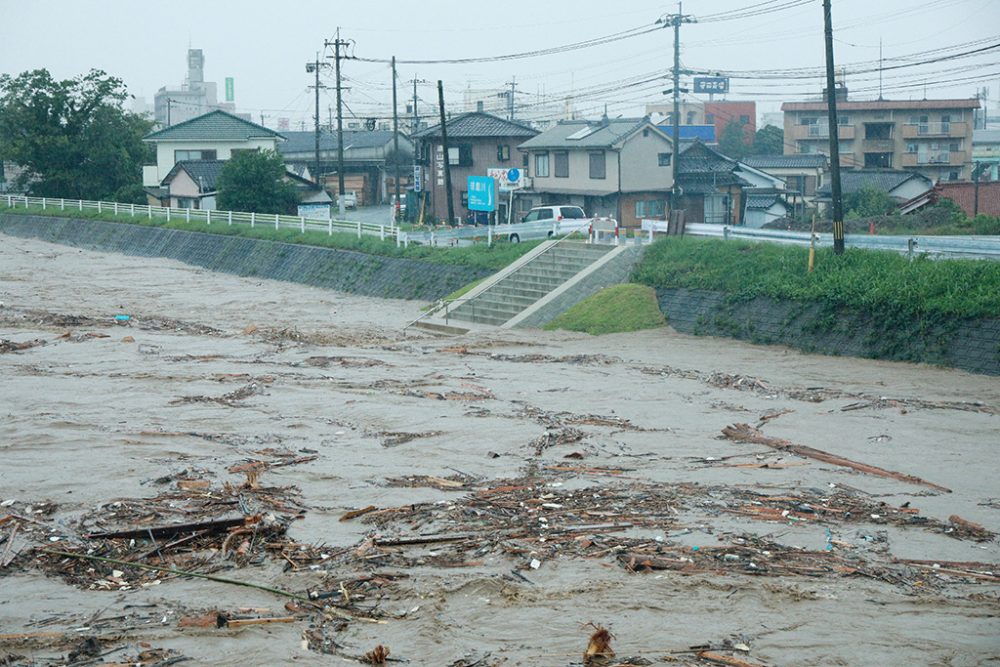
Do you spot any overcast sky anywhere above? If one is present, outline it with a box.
[2,0,998,128]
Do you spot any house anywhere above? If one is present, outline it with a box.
[142,109,285,187]
[413,112,539,223]
[675,142,784,226]
[518,117,673,228]
[972,129,1000,182]
[741,154,829,214]
[277,129,413,207]
[781,95,979,182]
[647,100,757,146]
[744,193,791,228]
[160,160,225,209]
[815,169,934,206]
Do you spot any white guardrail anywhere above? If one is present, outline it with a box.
[641,220,1000,261]
[2,195,405,245]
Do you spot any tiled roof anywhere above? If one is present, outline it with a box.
[816,169,931,196]
[413,112,538,140]
[144,110,284,143]
[782,98,979,112]
[519,118,662,150]
[278,130,399,154]
[678,141,736,174]
[742,154,828,169]
[161,160,226,192]
[746,193,787,210]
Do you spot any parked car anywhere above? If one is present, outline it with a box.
[337,191,358,209]
[494,205,593,242]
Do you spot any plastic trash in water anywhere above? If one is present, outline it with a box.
[825,527,834,551]
[114,314,130,323]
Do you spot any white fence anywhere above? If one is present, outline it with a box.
[2,195,404,246]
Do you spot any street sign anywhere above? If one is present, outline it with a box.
[225,77,235,102]
[413,165,422,193]
[467,175,496,212]
[486,167,524,191]
[693,77,729,94]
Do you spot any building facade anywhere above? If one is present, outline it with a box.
[154,49,236,127]
[781,97,979,182]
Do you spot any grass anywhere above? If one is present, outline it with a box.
[544,284,666,335]
[0,204,541,272]
[633,236,1000,319]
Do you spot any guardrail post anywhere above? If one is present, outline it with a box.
[275,214,279,230]
[206,209,211,225]
[78,200,83,211]
[113,202,118,215]
[300,216,305,233]
[431,230,436,247]
[5,195,10,208]
[147,205,152,219]
[42,197,47,210]
[328,218,332,235]
[61,198,65,210]
[185,208,190,222]
[357,220,361,239]
[723,226,730,241]
[166,207,170,222]
[380,225,385,241]
[227,210,232,226]
[97,201,102,214]
[130,203,135,217]
[250,212,255,228]
[907,237,917,260]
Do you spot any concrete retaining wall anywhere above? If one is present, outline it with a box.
[656,288,1000,376]
[0,215,490,301]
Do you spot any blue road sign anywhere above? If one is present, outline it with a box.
[467,175,496,212]
[506,168,520,183]
[694,77,730,94]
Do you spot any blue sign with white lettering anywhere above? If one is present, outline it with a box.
[694,77,730,94]
[506,168,520,183]
[467,175,496,212]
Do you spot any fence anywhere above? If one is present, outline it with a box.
[2,195,404,246]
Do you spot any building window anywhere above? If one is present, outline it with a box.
[949,170,960,181]
[589,151,606,179]
[949,142,960,152]
[174,149,217,162]
[865,123,893,140]
[176,197,196,209]
[534,152,549,177]
[230,148,259,156]
[687,111,697,124]
[554,151,569,178]
[907,143,918,153]
[800,117,818,126]
[838,116,851,125]
[497,144,510,162]
[705,113,715,124]
[739,115,750,125]
[635,200,666,218]
[864,152,892,168]
[448,144,473,167]
[658,153,672,167]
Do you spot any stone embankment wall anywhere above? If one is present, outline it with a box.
[656,288,1000,376]
[0,215,489,301]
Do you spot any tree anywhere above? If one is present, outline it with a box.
[216,149,300,214]
[0,69,153,200]
[844,185,895,219]
[718,119,749,160]
[751,125,784,155]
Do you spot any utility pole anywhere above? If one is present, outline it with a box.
[391,57,401,212]
[305,55,323,186]
[438,80,455,227]
[659,5,695,216]
[259,112,268,127]
[166,98,173,127]
[501,77,518,121]
[823,0,845,254]
[326,30,348,212]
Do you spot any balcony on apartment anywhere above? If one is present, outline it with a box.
[789,123,855,141]
[901,121,968,139]
[901,151,965,167]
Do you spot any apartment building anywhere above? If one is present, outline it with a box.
[781,97,979,182]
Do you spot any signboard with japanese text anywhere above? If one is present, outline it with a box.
[225,77,235,102]
[467,175,496,212]
[693,77,730,94]
[413,165,422,192]
[486,167,524,191]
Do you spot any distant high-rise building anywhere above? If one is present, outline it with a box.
[153,49,235,127]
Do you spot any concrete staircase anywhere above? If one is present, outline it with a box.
[444,241,614,326]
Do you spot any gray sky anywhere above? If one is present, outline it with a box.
[2,0,998,127]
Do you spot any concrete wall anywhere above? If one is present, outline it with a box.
[620,131,673,192]
[0,215,489,301]
[656,287,1000,376]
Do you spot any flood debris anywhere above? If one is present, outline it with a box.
[362,644,391,664]
[171,379,270,407]
[584,624,615,665]
[0,338,46,353]
[721,423,951,493]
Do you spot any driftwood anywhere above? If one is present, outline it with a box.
[721,423,951,493]
[85,516,247,540]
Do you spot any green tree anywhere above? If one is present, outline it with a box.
[216,149,299,214]
[718,119,749,160]
[751,125,784,155]
[844,185,895,219]
[0,69,153,200]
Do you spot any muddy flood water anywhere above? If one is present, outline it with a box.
[1,235,998,666]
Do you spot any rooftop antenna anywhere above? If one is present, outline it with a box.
[878,37,884,101]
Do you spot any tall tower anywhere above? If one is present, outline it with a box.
[187,49,205,91]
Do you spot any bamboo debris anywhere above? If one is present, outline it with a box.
[721,423,951,493]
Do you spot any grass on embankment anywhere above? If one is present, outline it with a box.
[633,236,1000,319]
[0,205,539,272]
[544,284,666,335]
